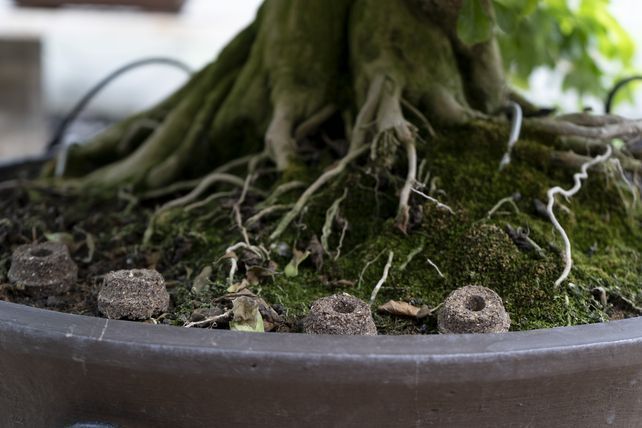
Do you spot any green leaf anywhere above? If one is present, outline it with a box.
[457,0,493,45]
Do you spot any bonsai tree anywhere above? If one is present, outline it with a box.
[30,0,642,331]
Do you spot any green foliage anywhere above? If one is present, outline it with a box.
[457,0,635,97]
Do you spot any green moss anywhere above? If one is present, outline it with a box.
[138,120,640,333]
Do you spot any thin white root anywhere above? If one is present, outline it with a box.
[410,187,454,214]
[221,242,269,285]
[334,218,348,261]
[321,188,348,255]
[499,101,523,170]
[184,310,233,328]
[610,158,639,207]
[357,249,386,288]
[246,204,294,227]
[270,145,368,241]
[486,195,520,219]
[258,180,306,208]
[232,153,267,245]
[157,173,248,214]
[426,257,445,278]
[547,145,613,287]
[369,251,394,305]
[268,76,386,241]
[185,190,235,212]
[399,244,424,271]
[140,154,256,200]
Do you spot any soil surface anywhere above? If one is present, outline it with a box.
[1,122,641,334]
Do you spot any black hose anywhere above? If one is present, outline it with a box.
[605,75,642,114]
[47,57,193,152]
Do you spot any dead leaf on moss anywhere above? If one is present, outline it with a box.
[192,265,213,294]
[230,296,264,333]
[378,300,436,320]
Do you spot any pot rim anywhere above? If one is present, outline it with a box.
[2,300,642,383]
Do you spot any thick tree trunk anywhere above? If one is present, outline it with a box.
[62,0,508,190]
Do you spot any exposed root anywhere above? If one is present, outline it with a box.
[357,249,386,288]
[269,76,386,241]
[546,145,613,287]
[498,101,523,170]
[527,116,642,143]
[258,180,306,208]
[294,105,337,142]
[425,257,445,279]
[185,191,235,213]
[156,173,248,214]
[140,154,257,200]
[486,194,520,219]
[184,309,233,328]
[265,103,298,171]
[232,153,268,245]
[399,243,424,271]
[321,188,348,256]
[409,187,454,214]
[246,204,294,227]
[369,250,394,305]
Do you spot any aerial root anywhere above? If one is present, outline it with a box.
[546,145,613,287]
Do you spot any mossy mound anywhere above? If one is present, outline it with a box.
[1,121,640,333]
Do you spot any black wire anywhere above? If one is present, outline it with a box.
[47,57,193,151]
[605,75,642,114]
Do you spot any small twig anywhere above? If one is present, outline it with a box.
[547,145,613,286]
[369,251,394,305]
[410,187,454,214]
[184,310,233,328]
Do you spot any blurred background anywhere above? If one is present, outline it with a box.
[0,0,640,162]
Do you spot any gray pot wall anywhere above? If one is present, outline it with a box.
[1,300,642,427]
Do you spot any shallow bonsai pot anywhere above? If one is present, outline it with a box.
[1,161,641,427]
[1,300,642,427]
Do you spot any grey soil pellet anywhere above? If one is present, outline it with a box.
[8,242,77,296]
[438,285,511,334]
[97,269,170,320]
[304,293,377,335]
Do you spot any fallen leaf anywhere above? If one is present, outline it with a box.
[230,296,264,333]
[192,265,213,294]
[378,300,421,318]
